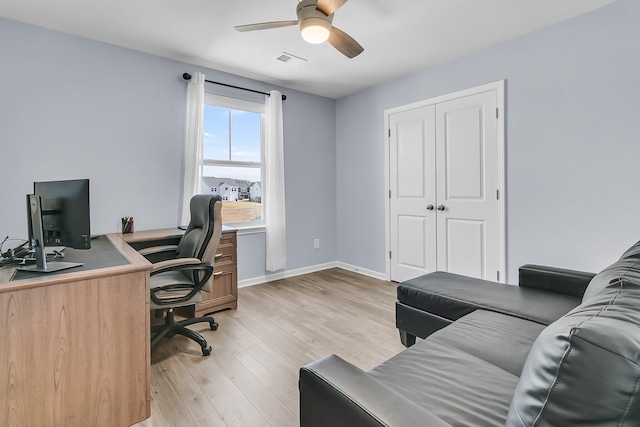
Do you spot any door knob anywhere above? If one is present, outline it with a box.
[437,205,445,211]
[426,204,434,210]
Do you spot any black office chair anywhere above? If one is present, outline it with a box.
[141,194,223,356]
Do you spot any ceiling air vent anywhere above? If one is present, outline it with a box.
[276,52,308,67]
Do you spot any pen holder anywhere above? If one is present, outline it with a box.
[121,218,134,234]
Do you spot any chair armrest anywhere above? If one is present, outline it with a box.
[518,264,596,298]
[299,354,451,427]
[139,245,178,263]
[150,257,202,275]
[149,258,214,307]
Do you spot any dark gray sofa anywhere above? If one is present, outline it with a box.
[299,241,640,426]
[395,264,593,347]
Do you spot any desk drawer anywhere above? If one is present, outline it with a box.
[204,265,237,304]
[219,231,236,248]
[182,265,237,317]
[214,243,235,268]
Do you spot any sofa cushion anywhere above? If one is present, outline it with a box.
[369,310,544,426]
[582,241,640,302]
[428,310,546,377]
[398,271,580,326]
[507,278,640,426]
[369,337,519,426]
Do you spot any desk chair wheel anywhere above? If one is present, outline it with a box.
[202,344,212,356]
[210,321,219,331]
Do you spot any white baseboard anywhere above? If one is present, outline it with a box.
[238,261,387,288]
[238,262,338,288]
[333,262,387,281]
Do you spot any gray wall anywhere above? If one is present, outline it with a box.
[0,17,337,281]
[336,0,640,282]
[2,0,640,285]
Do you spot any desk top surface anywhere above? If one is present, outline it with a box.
[12,236,128,281]
[119,227,184,243]
[119,225,236,244]
[0,227,236,289]
[0,234,150,292]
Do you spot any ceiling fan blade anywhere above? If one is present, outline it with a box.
[234,20,298,32]
[328,26,363,58]
[316,0,348,16]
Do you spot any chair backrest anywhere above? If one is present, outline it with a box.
[177,194,223,292]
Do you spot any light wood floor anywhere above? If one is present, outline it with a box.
[134,268,405,427]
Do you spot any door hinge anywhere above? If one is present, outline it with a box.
[497,271,500,281]
[389,190,392,198]
[496,108,499,119]
[389,251,392,259]
[496,189,500,200]
[388,129,391,138]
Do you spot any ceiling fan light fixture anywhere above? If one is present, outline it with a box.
[236,0,363,58]
[300,17,331,43]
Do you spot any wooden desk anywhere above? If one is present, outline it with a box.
[121,227,238,317]
[0,234,151,427]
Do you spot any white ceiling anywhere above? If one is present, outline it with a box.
[0,0,616,99]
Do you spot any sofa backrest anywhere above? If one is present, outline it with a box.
[582,239,640,302]
[506,241,640,427]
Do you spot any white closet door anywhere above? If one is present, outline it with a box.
[435,91,499,280]
[388,83,503,283]
[389,105,437,282]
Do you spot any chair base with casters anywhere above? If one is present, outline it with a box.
[150,308,219,356]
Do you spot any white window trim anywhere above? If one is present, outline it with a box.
[203,93,266,228]
[236,225,266,235]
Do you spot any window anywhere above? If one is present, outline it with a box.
[202,94,265,227]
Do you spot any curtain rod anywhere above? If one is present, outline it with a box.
[182,73,286,101]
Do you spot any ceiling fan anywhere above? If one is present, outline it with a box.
[234,0,364,59]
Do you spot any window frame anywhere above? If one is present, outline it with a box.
[202,93,266,230]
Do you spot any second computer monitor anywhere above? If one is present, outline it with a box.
[33,179,91,250]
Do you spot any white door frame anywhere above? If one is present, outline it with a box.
[384,80,506,282]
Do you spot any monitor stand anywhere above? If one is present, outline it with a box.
[17,258,83,273]
[17,194,83,273]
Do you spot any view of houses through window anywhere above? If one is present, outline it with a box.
[201,171,262,223]
[202,94,264,226]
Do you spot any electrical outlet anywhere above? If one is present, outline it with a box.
[314,239,320,249]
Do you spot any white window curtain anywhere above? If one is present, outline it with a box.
[265,90,286,271]
[181,72,205,226]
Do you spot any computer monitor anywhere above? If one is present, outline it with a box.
[19,179,91,273]
[34,179,91,249]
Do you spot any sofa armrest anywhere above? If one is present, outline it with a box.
[518,264,595,298]
[300,354,451,427]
